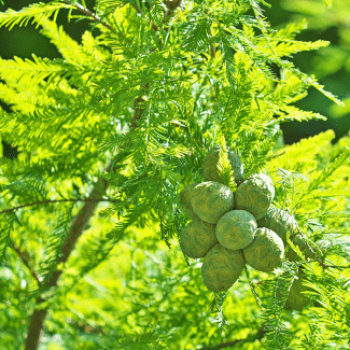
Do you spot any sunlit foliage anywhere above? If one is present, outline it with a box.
[0,0,349,349]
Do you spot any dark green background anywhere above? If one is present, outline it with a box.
[1,0,349,148]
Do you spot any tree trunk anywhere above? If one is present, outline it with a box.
[24,84,143,350]
[24,162,112,350]
[25,299,48,350]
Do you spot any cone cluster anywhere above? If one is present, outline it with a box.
[179,145,301,293]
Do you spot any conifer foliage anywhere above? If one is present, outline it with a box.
[0,0,350,349]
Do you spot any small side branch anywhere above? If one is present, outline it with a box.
[245,265,262,308]
[295,226,327,269]
[0,198,118,216]
[132,0,183,33]
[324,265,350,269]
[299,262,350,270]
[131,2,159,31]
[64,0,112,30]
[209,28,216,58]
[9,238,41,286]
[199,327,264,350]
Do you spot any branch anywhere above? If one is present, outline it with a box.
[45,162,114,289]
[245,265,262,308]
[295,225,328,269]
[25,301,47,350]
[164,0,182,11]
[24,162,114,350]
[199,328,264,350]
[25,83,145,350]
[324,265,350,269]
[163,0,182,26]
[0,198,118,215]
[200,339,250,350]
[299,262,350,270]
[132,0,183,34]
[132,83,150,128]
[64,0,112,30]
[209,27,216,58]
[9,238,41,286]
[24,1,181,348]
[131,2,159,31]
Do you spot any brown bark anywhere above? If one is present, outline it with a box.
[24,77,146,350]
[64,1,112,30]
[24,163,112,350]
[47,162,113,288]
[25,299,48,350]
[9,239,41,286]
[199,327,264,350]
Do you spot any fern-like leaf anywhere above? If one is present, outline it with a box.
[39,204,74,283]
[261,263,299,350]
[1,177,48,203]
[0,213,15,265]
[0,1,71,29]
[0,55,81,89]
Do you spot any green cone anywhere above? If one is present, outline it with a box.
[180,219,218,258]
[201,243,245,292]
[216,210,257,250]
[243,227,284,272]
[179,183,200,220]
[235,173,275,220]
[257,208,298,243]
[191,181,234,224]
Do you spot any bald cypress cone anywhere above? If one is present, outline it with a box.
[216,210,257,250]
[201,243,245,292]
[179,183,200,220]
[284,269,311,311]
[180,219,217,259]
[243,228,284,272]
[235,173,275,221]
[257,208,298,243]
[286,235,314,261]
[191,181,234,224]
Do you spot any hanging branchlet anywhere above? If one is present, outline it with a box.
[209,291,230,332]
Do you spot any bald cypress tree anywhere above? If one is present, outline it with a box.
[0,1,350,349]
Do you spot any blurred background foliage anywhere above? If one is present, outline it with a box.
[265,0,350,144]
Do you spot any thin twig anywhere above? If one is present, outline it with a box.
[9,238,41,286]
[64,0,112,30]
[132,0,183,34]
[0,198,118,215]
[324,265,350,269]
[131,2,159,31]
[244,265,262,308]
[209,27,216,58]
[199,328,264,350]
[299,262,350,270]
[295,225,328,269]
